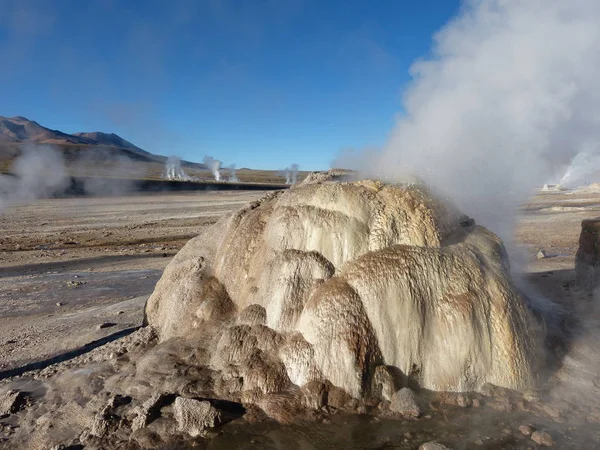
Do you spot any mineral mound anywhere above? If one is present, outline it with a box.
[146,175,541,399]
[2,175,549,449]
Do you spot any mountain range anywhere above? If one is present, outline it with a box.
[0,116,293,184]
[0,116,168,164]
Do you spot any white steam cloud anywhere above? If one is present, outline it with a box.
[228,164,239,182]
[285,163,299,185]
[0,145,69,213]
[341,0,600,239]
[203,156,222,182]
[163,156,195,181]
[558,146,600,188]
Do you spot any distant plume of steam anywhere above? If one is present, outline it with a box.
[0,145,69,213]
[336,0,600,241]
[163,156,195,181]
[558,146,600,188]
[285,163,299,185]
[203,156,222,182]
[228,164,239,182]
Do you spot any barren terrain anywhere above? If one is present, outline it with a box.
[1,187,600,448]
[0,191,266,374]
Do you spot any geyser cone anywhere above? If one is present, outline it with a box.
[145,173,542,397]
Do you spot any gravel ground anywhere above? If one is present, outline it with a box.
[0,191,266,372]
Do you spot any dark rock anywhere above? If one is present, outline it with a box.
[576,219,600,290]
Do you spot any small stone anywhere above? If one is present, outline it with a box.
[132,394,169,431]
[419,441,451,450]
[472,398,481,408]
[390,388,421,417]
[327,386,351,409]
[0,390,26,416]
[97,322,117,330]
[301,381,328,409]
[456,394,471,408]
[531,430,553,446]
[378,400,390,410]
[537,250,547,259]
[56,302,63,306]
[173,397,221,437]
[519,424,534,436]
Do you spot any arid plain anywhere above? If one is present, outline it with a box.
[1,187,600,448]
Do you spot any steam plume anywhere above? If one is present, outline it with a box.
[558,147,600,188]
[285,163,299,185]
[339,0,600,239]
[228,164,239,182]
[163,156,195,181]
[0,145,69,213]
[203,156,222,182]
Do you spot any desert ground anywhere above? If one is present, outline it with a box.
[1,186,600,448]
[0,191,266,375]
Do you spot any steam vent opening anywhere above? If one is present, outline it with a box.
[145,172,542,398]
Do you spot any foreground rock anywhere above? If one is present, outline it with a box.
[575,218,600,291]
[146,175,541,399]
[390,388,421,417]
[173,397,221,437]
[0,390,26,416]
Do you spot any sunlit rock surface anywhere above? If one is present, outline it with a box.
[145,174,541,398]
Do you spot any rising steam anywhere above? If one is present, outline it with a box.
[339,0,600,240]
[0,145,69,213]
[203,156,222,182]
[285,163,299,185]
[228,164,239,182]
[163,156,195,181]
[558,147,600,188]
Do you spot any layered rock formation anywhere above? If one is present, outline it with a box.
[145,174,541,399]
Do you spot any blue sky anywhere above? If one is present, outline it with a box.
[0,0,460,170]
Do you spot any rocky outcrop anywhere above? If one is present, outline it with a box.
[575,218,600,291]
[145,178,541,400]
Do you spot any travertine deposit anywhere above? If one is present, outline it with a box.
[146,174,542,398]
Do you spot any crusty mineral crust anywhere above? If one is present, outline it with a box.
[146,177,541,398]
